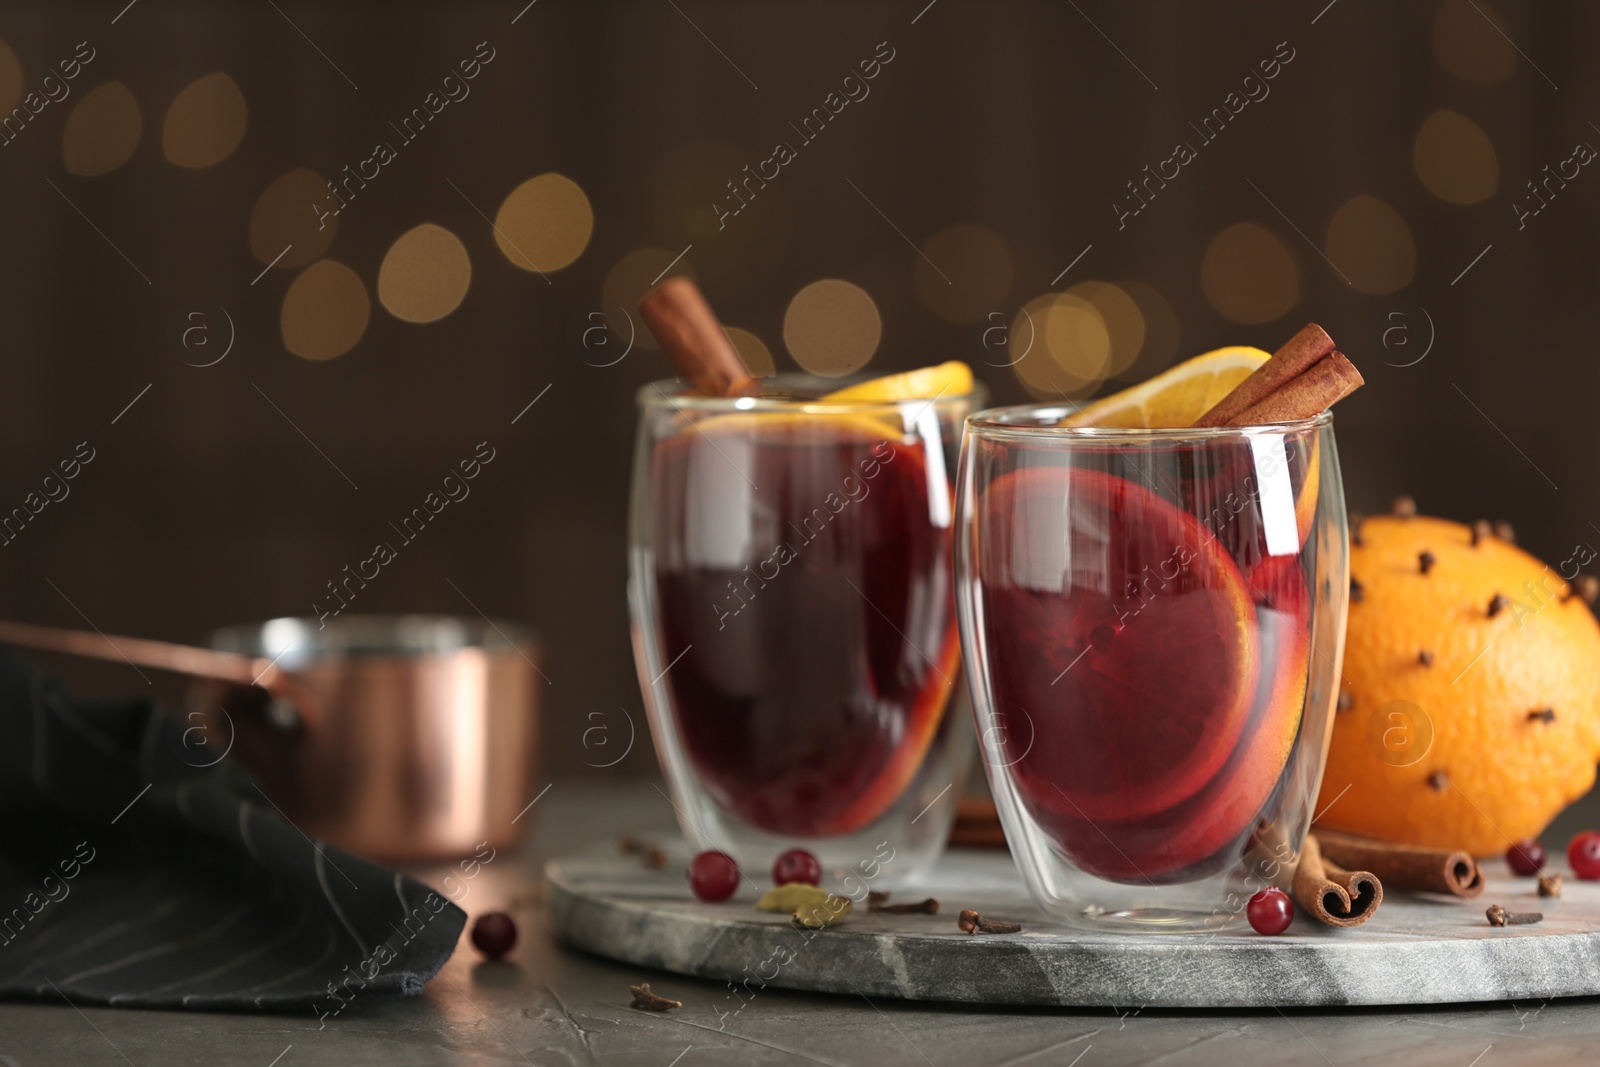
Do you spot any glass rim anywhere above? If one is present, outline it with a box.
[636,374,984,417]
[965,403,1332,441]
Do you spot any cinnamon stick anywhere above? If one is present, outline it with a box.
[1193,322,1364,427]
[1291,834,1383,927]
[1314,829,1484,899]
[638,278,761,398]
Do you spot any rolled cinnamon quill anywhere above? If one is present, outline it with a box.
[1291,834,1383,928]
[1314,829,1484,899]
[638,277,761,398]
[1194,322,1364,427]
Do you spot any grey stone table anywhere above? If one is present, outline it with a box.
[549,849,1600,1009]
[3,780,1600,1066]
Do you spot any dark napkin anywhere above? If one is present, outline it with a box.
[0,647,464,1012]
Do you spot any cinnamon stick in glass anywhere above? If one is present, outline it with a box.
[1194,322,1363,427]
[638,278,761,398]
[1291,833,1383,927]
[1314,829,1484,899]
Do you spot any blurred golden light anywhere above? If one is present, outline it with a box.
[493,173,593,273]
[1009,293,1108,401]
[281,260,369,361]
[1413,108,1498,205]
[1201,222,1299,324]
[724,327,775,377]
[250,168,337,268]
[783,279,881,378]
[1432,0,1516,84]
[61,81,141,176]
[1066,281,1145,378]
[914,224,1013,324]
[602,248,698,350]
[162,72,247,169]
[1326,195,1416,295]
[1115,280,1180,381]
[0,39,21,116]
[378,223,472,324]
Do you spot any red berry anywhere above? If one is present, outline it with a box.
[772,848,822,886]
[1569,831,1600,880]
[1246,887,1293,935]
[688,850,741,901]
[1506,839,1546,875]
[470,912,517,959]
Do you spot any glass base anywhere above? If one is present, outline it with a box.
[1073,906,1246,933]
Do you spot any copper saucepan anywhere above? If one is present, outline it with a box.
[0,614,541,862]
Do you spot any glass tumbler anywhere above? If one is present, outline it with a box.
[955,406,1348,929]
[629,376,980,884]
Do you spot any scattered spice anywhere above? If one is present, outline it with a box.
[755,884,831,913]
[1488,594,1509,618]
[1428,770,1450,792]
[957,909,1022,934]
[1418,550,1436,575]
[1539,873,1563,898]
[1494,520,1516,543]
[1337,690,1354,712]
[867,890,891,906]
[1351,577,1365,603]
[1418,649,1434,667]
[1572,575,1600,605]
[871,898,939,915]
[1350,515,1365,547]
[1392,495,1417,519]
[618,836,667,868]
[1486,904,1542,927]
[1471,520,1492,547]
[792,895,853,929]
[1528,707,1557,724]
[629,983,682,1011]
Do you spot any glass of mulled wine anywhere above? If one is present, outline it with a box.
[629,376,979,882]
[956,406,1348,930]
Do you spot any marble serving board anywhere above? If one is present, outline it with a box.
[547,847,1600,1009]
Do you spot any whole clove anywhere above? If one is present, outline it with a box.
[1493,520,1516,543]
[1418,550,1436,575]
[1471,520,1491,546]
[1392,495,1417,519]
[1350,514,1365,547]
[871,898,939,915]
[1337,690,1354,712]
[629,982,682,1011]
[958,909,1022,934]
[1486,904,1542,927]
[1539,874,1563,898]
[1572,575,1600,605]
[1488,594,1508,618]
[1418,649,1434,667]
[1528,707,1556,724]
[618,836,668,869]
[866,890,891,906]
[1428,770,1450,792]
[1350,577,1365,603]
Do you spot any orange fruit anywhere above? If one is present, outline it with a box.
[821,361,972,402]
[1316,514,1600,855]
[1063,347,1269,428]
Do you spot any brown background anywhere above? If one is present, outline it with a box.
[1,0,1598,829]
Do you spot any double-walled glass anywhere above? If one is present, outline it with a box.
[956,406,1348,930]
[629,376,980,883]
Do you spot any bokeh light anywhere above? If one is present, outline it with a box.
[378,223,472,324]
[1432,0,1516,83]
[250,168,337,267]
[1008,292,1110,401]
[602,248,698,350]
[1116,280,1180,381]
[1326,195,1416,295]
[281,260,369,361]
[1201,222,1299,324]
[62,81,141,176]
[493,173,593,273]
[914,224,1013,324]
[724,327,775,377]
[1066,281,1145,378]
[1413,108,1498,205]
[783,279,881,377]
[162,72,247,169]
[0,39,21,115]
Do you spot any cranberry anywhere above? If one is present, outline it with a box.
[1506,839,1546,875]
[772,848,822,886]
[1246,887,1294,936]
[470,912,517,959]
[1569,831,1600,880]
[688,850,741,901]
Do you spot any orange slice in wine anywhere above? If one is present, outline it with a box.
[980,467,1261,824]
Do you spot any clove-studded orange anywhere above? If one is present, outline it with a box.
[1316,509,1600,856]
